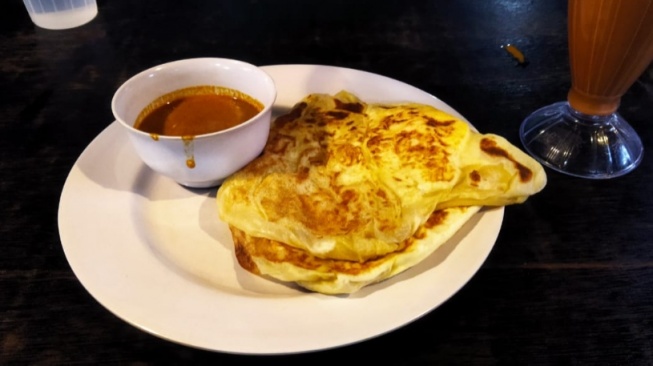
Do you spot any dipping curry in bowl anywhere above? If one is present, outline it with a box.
[135,85,263,137]
[111,57,276,188]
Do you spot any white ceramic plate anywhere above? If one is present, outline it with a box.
[58,65,503,355]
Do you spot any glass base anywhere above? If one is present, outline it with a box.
[519,102,643,179]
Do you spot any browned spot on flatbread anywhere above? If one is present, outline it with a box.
[297,166,310,181]
[326,111,349,119]
[335,144,363,165]
[267,133,295,155]
[480,137,533,182]
[231,226,261,274]
[469,170,481,186]
[296,191,362,236]
[335,99,364,113]
[425,117,456,127]
[275,102,307,127]
[366,135,383,148]
[424,209,449,229]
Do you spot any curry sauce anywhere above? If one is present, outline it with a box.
[134,85,262,136]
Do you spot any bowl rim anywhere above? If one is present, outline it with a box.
[111,57,277,141]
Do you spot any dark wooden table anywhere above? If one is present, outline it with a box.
[3,0,653,364]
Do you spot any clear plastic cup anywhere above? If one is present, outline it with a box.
[23,0,97,30]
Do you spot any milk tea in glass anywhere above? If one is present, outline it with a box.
[520,0,653,179]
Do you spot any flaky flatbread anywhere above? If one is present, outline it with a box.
[230,206,481,295]
[217,91,545,262]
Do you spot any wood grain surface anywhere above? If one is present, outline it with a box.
[2,0,652,364]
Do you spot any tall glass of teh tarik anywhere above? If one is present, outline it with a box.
[520,0,653,179]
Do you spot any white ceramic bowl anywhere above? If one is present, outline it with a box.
[111,58,276,188]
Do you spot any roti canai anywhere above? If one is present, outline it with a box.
[230,206,481,294]
[217,91,546,262]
